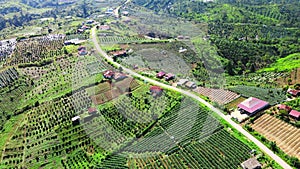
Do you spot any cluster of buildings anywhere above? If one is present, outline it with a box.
[103,70,127,81]
[156,71,175,81]
[233,87,300,122]
[277,104,300,120]
[177,79,197,89]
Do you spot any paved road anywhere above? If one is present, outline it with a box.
[91,27,293,169]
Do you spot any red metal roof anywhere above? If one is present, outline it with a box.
[150,86,163,91]
[103,70,115,78]
[238,97,269,114]
[277,104,292,112]
[289,110,300,118]
[156,71,166,78]
[288,89,300,96]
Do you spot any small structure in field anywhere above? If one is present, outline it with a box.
[177,79,188,86]
[179,47,187,53]
[241,158,261,169]
[111,50,127,58]
[156,71,166,78]
[277,104,292,113]
[287,89,300,97]
[289,110,300,120]
[150,86,163,97]
[185,81,197,89]
[72,116,80,125]
[165,73,175,81]
[238,97,269,116]
[88,107,97,115]
[103,70,115,79]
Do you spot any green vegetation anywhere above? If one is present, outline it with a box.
[229,85,286,105]
[259,53,300,72]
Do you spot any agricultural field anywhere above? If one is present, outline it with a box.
[99,36,148,44]
[5,35,65,66]
[226,71,290,88]
[229,85,286,105]
[225,97,247,110]
[193,87,240,105]
[250,114,300,159]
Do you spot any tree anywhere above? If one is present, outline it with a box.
[226,60,234,75]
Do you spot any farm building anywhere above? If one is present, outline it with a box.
[177,79,188,86]
[289,110,300,120]
[88,107,97,115]
[241,158,261,169]
[103,70,115,79]
[114,72,127,81]
[150,86,163,97]
[165,73,175,81]
[277,104,292,112]
[287,89,300,97]
[238,97,269,116]
[185,81,197,89]
[71,116,80,125]
[111,50,127,58]
[156,71,166,78]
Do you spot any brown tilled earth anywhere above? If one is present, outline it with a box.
[250,114,300,159]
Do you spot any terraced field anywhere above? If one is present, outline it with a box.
[251,114,300,159]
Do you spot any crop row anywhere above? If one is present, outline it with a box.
[99,36,146,44]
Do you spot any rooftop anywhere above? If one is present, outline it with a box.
[238,97,269,114]
[241,158,261,169]
[289,110,300,119]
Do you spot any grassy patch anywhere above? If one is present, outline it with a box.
[259,53,300,72]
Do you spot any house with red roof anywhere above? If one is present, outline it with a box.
[156,71,166,78]
[103,70,115,79]
[287,89,300,97]
[277,104,292,113]
[238,97,269,116]
[150,86,163,97]
[165,73,175,81]
[289,110,300,120]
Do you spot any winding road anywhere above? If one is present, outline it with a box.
[91,27,293,169]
